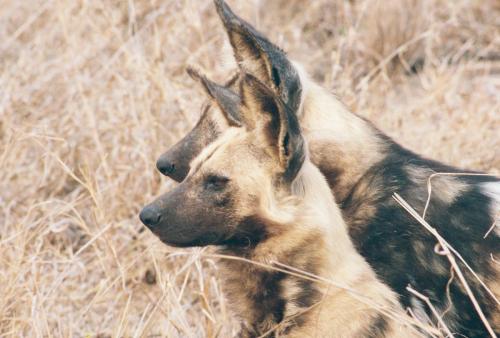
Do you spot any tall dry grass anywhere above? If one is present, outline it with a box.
[0,0,499,336]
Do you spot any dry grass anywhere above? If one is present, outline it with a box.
[0,0,499,336]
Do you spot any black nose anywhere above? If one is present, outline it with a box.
[139,206,162,227]
[156,156,176,176]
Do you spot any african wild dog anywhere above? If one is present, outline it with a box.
[141,71,422,337]
[155,1,500,336]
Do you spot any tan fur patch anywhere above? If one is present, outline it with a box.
[405,166,468,205]
[298,78,388,203]
[213,159,419,337]
[484,262,500,329]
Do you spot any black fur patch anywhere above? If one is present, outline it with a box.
[221,215,270,250]
[365,314,389,338]
[214,0,302,114]
[294,278,319,309]
[340,139,500,337]
[252,271,287,326]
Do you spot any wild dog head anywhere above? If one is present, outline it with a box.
[140,71,305,248]
[156,71,240,182]
[156,0,302,182]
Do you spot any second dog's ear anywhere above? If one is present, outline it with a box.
[187,67,242,127]
[214,0,302,113]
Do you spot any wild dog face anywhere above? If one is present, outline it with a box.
[157,0,302,182]
[140,72,304,248]
[156,72,240,182]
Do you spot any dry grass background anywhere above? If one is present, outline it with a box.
[1,0,499,336]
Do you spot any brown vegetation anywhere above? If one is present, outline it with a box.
[1,0,498,336]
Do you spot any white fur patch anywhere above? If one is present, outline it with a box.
[409,296,433,327]
[481,181,500,201]
[291,60,310,119]
[405,167,468,205]
[481,181,500,237]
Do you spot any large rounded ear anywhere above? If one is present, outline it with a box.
[240,73,305,183]
[186,67,242,127]
[214,0,302,114]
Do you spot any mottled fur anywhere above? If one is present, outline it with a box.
[218,162,420,338]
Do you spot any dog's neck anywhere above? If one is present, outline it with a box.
[295,68,389,203]
[218,162,371,336]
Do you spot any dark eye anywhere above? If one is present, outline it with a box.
[204,175,230,191]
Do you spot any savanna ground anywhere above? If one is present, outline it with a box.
[1,0,499,336]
